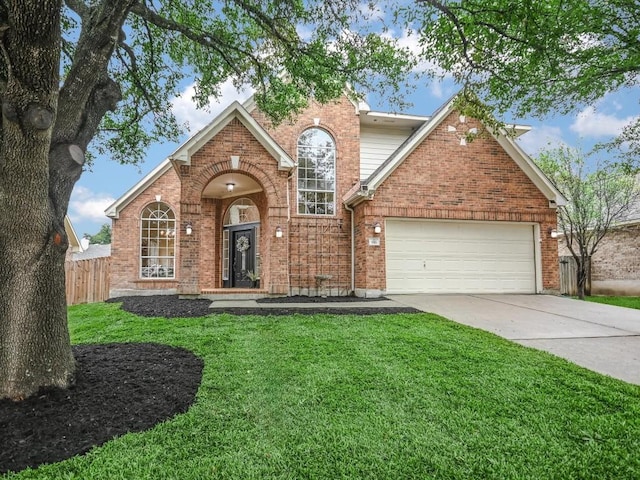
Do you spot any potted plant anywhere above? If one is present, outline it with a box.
[244,270,260,288]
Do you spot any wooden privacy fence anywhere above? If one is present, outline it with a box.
[65,257,111,305]
[559,256,590,296]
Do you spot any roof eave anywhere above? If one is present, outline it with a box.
[491,128,568,206]
[169,101,294,170]
[363,94,458,192]
[105,158,173,219]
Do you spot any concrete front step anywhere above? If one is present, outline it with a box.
[200,289,274,301]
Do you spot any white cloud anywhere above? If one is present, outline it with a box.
[69,186,115,223]
[358,2,385,23]
[516,125,567,156]
[381,28,451,99]
[570,106,637,138]
[171,79,253,134]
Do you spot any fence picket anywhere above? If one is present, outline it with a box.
[64,257,111,305]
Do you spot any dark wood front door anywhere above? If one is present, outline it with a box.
[231,228,255,288]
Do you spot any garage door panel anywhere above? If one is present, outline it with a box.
[385,220,536,294]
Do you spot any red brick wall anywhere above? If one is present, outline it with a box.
[253,97,360,294]
[176,118,290,294]
[559,223,640,282]
[354,111,559,293]
[110,167,181,295]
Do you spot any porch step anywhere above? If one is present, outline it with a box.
[200,289,272,301]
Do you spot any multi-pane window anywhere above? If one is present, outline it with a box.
[222,198,260,282]
[140,202,176,278]
[297,128,336,215]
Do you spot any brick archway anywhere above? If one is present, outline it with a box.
[178,158,291,295]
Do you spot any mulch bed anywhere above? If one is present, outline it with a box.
[0,343,203,475]
[1,294,418,474]
[111,294,420,317]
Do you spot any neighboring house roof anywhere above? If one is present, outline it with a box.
[344,93,567,207]
[106,101,295,219]
[72,243,111,261]
[64,215,83,253]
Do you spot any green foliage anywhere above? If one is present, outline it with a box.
[400,0,640,158]
[86,224,111,245]
[60,0,415,165]
[13,303,638,479]
[536,146,640,297]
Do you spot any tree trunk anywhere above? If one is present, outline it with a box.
[0,0,74,401]
[576,257,590,300]
[0,223,75,401]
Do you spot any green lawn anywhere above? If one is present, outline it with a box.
[585,296,640,310]
[6,303,640,479]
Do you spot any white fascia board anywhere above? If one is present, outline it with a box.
[364,99,456,191]
[491,128,568,206]
[169,101,294,170]
[504,123,532,137]
[104,158,173,219]
[64,215,82,251]
[364,111,430,123]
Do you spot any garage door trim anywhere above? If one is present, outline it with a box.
[384,218,542,294]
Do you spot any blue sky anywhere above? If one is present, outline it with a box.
[68,34,639,238]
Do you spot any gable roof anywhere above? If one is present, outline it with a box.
[169,101,294,169]
[106,101,295,219]
[345,94,566,207]
[64,215,83,252]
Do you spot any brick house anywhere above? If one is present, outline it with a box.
[105,93,565,298]
[559,208,640,296]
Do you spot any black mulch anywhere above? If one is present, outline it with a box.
[107,295,213,318]
[110,294,420,317]
[0,343,203,475]
[1,294,418,474]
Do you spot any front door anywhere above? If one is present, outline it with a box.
[231,228,255,288]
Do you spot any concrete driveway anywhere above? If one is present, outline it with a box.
[388,294,640,385]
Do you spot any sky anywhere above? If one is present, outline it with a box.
[67,28,640,238]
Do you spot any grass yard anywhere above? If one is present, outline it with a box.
[585,296,640,310]
[5,302,640,479]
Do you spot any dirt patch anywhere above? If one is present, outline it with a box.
[0,343,203,475]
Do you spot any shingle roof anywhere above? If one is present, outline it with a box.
[71,244,111,260]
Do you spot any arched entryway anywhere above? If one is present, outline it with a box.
[222,198,261,288]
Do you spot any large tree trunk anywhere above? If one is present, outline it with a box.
[0,0,129,401]
[0,0,73,400]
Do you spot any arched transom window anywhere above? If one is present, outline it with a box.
[297,128,335,215]
[140,202,176,278]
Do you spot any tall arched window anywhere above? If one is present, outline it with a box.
[140,202,176,278]
[297,128,336,215]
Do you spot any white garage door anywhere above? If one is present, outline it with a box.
[385,219,537,294]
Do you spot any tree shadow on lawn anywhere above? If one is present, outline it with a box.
[0,343,203,475]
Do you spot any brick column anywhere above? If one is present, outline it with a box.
[178,202,202,295]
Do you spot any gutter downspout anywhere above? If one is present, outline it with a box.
[286,171,293,293]
[344,203,355,295]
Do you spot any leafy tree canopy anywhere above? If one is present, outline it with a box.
[401,0,640,159]
[57,0,415,166]
[87,224,111,245]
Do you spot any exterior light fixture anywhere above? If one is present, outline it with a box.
[275,226,283,238]
[548,227,558,238]
[185,222,193,236]
[226,182,235,192]
[373,222,382,234]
